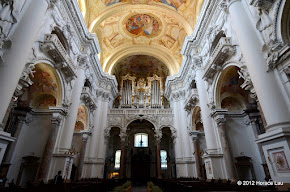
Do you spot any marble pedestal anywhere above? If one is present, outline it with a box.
[256,127,290,183]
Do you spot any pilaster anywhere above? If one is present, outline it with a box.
[212,109,237,180]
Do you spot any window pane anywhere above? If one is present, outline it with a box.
[134,133,148,147]
[114,150,121,169]
[161,150,167,169]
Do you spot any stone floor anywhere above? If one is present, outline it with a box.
[131,185,147,192]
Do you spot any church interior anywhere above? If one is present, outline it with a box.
[0,0,289,191]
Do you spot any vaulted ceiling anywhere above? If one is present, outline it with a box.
[78,0,204,77]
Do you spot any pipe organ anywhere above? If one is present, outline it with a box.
[119,74,166,108]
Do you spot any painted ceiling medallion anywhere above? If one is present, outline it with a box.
[126,14,159,36]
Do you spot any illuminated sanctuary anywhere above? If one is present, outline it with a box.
[0,0,289,189]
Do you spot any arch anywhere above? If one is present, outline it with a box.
[31,94,56,109]
[221,96,245,111]
[124,117,157,133]
[215,66,247,109]
[76,105,89,130]
[30,59,67,104]
[78,0,86,18]
[104,45,179,75]
[273,0,290,43]
[89,4,193,35]
[22,63,63,108]
[192,106,203,131]
[74,121,85,132]
[280,0,290,43]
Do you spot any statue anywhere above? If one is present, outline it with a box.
[0,0,18,38]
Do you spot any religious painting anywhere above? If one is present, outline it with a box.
[76,105,88,130]
[221,97,244,111]
[74,121,85,132]
[31,64,58,96]
[220,67,245,97]
[152,0,185,10]
[19,63,60,108]
[106,0,126,6]
[126,14,159,36]
[105,0,185,10]
[272,151,290,173]
[35,94,56,109]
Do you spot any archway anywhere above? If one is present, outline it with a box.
[70,105,89,180]
[5,63,63,186]
[160,127,176,178]
[215,66,266,181]
[125,119,156,184]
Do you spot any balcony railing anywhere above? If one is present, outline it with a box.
[40,34,77,79]
[203,37,235,81]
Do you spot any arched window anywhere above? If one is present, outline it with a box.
[134,133,148,147]
[161,150,167,169]
[114,150,121,169]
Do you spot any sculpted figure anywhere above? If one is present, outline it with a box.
[0,0,18,38]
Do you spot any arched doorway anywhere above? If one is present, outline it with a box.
[125,120,156,183]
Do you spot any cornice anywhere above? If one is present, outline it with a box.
[61,0,119,99]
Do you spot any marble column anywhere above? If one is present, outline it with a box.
[212,110,237,180]
[0,0,49,128]
[87,99,100,160]
[37,107,66,180]
[119,135,126,178]
[77,131,90,180]
[227,0,290,130]
[58,64,87,152]
[156,138,162,179]
[194,64,219,152]
[191,131,202,179]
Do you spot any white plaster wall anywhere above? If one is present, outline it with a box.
[7,114,51,182]
[226,116,265,181]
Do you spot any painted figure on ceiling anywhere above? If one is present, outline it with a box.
[106,0,129,6]
[153,0,185,10]
[126,14,159,36]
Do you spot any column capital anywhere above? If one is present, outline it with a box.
[249,0,275,11]
[49,106,67,125]
[80,130,91,142]
[189,131,204,142]
[77,54,89,70]
[154,130,162,144]
[51,113,63,125]
[216,117,226,127]
[191,56,203,70]
[119,131,127,142]
[220,0,241,13]
[211,109,228,127]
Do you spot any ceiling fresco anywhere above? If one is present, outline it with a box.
[78,0,204,77]
[111,55,169,86]
[105,0,187,10]
[126,14,159,36]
